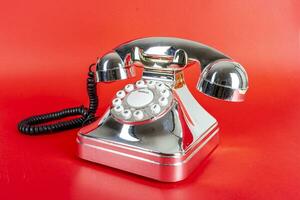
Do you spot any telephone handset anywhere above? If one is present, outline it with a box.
[18,37,248,182]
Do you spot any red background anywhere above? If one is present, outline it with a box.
[1,0,300,199]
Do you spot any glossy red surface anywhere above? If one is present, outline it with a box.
[1,0,300,199]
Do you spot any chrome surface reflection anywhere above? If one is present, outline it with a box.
[197,60,249,102]
[96,52,135,82]
[86,103,185,155]
[96,37,230,82]
[131,46,188,69]
[78,37,249,182]
[78,82,219,181]
[84,85,217,155]
[114,37,230,70]
[95,37,248,102]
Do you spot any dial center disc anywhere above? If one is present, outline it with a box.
[126,88,154,108]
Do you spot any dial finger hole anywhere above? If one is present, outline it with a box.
[136,80,146,88]
[158,96,168,106]
[112,98,122,106]
[150,104,161,114]
[114,105,124,113]
[146,80,156,89]
[156,82,166,91]
[125,84,134,92]
[116,90,126,98]
[133,110,144,121]
[160,89,170,98]
[122,109,132,119]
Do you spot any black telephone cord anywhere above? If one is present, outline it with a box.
[18,64,98,135]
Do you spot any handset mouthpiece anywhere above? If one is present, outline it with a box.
[95,52,135,82]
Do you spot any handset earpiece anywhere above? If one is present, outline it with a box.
[197,60,248,102]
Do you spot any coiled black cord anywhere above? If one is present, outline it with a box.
[18,63,98,135]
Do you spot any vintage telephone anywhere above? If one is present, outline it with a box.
[18,37,248,182]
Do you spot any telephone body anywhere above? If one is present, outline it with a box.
[76,37,249,182]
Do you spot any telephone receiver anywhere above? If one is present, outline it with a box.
[96,37,248,101]
[18,37,248,182]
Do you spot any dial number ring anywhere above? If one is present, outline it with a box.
[111,80,173,123]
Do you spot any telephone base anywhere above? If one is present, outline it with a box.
[77,115,219,182]
[77,84,219,182]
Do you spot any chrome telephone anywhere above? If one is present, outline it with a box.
[18,37,249,182]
